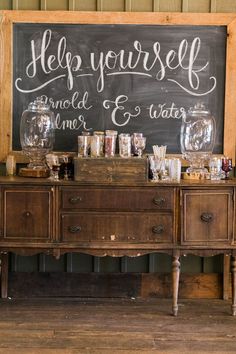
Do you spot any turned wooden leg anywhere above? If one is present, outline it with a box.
[231,256,236,316]
[172,254,180,316]
[1,253,9,299]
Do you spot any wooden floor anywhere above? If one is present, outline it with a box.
[0,298,235,353]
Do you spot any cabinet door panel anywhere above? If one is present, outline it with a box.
[61,212,174,244]
[181,190,233,245]
[2,188,52,241]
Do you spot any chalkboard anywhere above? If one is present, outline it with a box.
[13,23,227,154]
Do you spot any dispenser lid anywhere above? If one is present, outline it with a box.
[188,103,210,116]
[27,97,50,112]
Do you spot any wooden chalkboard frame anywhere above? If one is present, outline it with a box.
[0,11,236,164]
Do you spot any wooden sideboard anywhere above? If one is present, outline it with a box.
[0,177,235,316]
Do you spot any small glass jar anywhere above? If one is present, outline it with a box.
[82,131,91,155]
[78,135,89,157]
[105,130,117,157]
[132,132,143,156]
[119,133,131,158]
[91,135,101,157]
[93,131,104,157]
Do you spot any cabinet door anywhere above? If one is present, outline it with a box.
[181,189,234,245]
[2,187,53,242]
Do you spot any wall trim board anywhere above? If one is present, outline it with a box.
[0,11,235,163]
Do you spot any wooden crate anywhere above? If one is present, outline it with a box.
[74,156,148,183]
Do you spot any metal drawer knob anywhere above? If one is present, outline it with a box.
[152,225,164,234]
[200,213,213,223]
[68,226,81,233]
[23,211,31,217]
[69,196,82,204]
[153,197,165,206]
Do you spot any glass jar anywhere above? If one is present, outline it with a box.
[119,133,131,158]
[131,132,143,156]
[93,131,105,157]
[180,103,216,173]
[20,97,55,169]
[105,130,117,157]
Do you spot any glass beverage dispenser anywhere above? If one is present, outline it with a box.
[180,103,216,174]
[20,97,55,176]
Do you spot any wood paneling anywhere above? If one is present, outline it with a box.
[142,273,223,298]
[7,272,223,299]
[98,0,125,11]
[13,0,40,10]
[2,0,236,13]
[182,0,211,12]
[10,253,222,274]
[65,253,93,272]
[155,0,182,12]
[96,256,121,272]
[129,0,153,12]
[181,255,202,273]
[42,0,69,10]
[0,0,11,9]
[211,0,236,13]
[71,0,97,11]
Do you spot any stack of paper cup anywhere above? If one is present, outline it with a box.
[169,158,181,182]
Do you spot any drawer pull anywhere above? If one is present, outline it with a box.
[68,226,81,233]
[200,213,213,223]
[152,225,164,234]
[153,197,166,206]
[69,196,82,204]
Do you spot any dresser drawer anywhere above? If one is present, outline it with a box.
[181,189,234,245]
[61,187,174,211]
[60,212,174,243]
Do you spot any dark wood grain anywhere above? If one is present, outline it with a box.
[0,298,236,352]
[7,272,223,299]
[0,177,235,315]
[74,157,148,183]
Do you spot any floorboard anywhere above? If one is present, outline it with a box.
[0,298,235,353]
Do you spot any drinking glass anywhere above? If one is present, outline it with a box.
[209,157,222,180]
[46,154,61,181]
[59,154,70,180]
[221,157,232,179]
[133,136,146,157]
[132,133,143,155]
[149,155,162,181]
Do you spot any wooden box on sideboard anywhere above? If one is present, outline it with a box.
[74,156,148,183]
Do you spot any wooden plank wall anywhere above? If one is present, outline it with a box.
[0,0,234,298]
[1,0,236,12]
